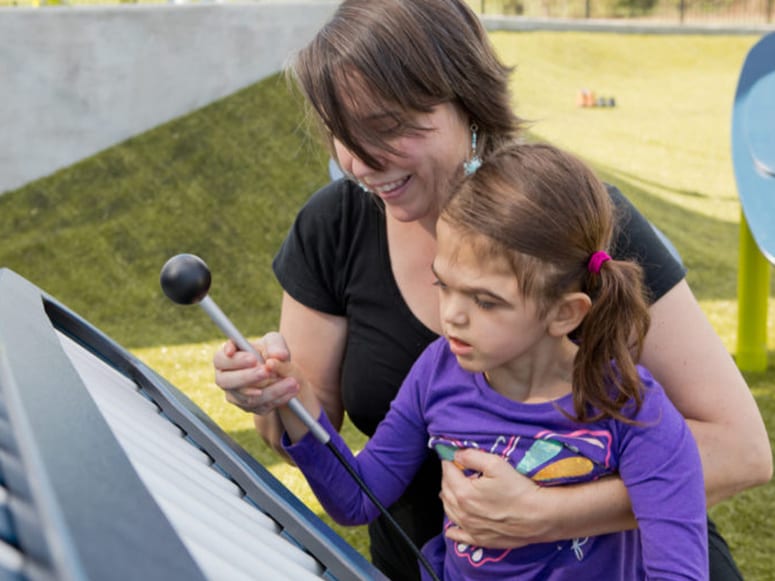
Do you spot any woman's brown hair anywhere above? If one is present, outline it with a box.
[287,0,523,170]
[442,142,651,423]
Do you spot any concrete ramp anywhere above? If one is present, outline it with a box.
[0,3,337,195]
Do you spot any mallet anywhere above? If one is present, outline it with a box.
[159,253,330,444]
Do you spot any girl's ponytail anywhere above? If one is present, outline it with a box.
[573,257,650,423]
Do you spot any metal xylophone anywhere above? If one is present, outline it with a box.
[0,267,386,581]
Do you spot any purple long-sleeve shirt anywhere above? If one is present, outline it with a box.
[285,337,708,580]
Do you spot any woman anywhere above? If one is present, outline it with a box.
[213,1,772,579]
[271,140,709,580]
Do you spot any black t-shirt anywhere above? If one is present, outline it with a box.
[273,178,686,579]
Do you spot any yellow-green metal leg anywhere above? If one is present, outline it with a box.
[736,212,771,372]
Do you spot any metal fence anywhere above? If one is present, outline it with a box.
[1,0,772,28]
[480,0,774,25]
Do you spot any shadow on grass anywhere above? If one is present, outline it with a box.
[595,164,769,303]
[603,166,711,201]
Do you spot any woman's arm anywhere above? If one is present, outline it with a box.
[441,280,772,546]
[641,280,772,504]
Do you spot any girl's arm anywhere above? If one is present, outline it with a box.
[619,381,708,580]
[278,357,431,527]
[441,280,772,547]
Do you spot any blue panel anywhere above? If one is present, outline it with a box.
[732,31,775,263]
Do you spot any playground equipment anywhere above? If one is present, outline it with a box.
[732,31,775,372]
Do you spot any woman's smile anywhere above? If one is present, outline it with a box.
[368,175,412,200]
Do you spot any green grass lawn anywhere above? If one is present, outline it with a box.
[2,30,773,578]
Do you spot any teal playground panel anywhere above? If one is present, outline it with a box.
[732,31,775,372]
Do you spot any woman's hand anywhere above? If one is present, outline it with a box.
[212,332,300,415]
[440,448,548,549]
[440,448,636,547]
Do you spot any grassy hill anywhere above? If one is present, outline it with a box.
[0,73,329,349]
[2,30,773,578]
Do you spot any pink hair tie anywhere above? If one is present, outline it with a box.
[587,251,612,274]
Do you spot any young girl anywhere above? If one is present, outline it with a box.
[269,141,708,579]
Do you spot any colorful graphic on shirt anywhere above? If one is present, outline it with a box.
[533,456,595,481]
[429,428,613,484]
[515,438,563,473]
[442,520,513,567]
[429,428,615,568]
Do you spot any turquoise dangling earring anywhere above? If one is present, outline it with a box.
[463,123,482,176]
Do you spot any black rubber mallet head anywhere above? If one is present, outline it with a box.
[160,253,212,306]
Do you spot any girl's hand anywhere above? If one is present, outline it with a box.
[264,357,321,443]
[212,332,299,415]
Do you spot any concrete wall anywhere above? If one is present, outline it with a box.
[0,2,338,195]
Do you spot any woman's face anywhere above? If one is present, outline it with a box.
[333,102,471,225]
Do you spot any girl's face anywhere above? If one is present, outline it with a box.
[333,102,470,225]
[433,219,552,376]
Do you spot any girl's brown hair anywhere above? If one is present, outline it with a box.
[288,0,523,170]
[442,142,651,423]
